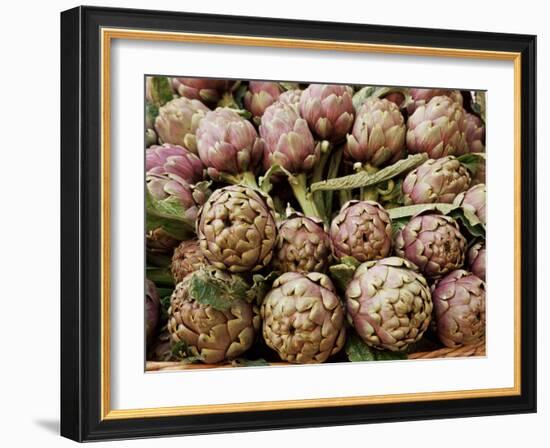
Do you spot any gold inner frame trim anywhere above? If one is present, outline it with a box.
[100,27,522,421]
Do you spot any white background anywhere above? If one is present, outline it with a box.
[111,39,515,409]
[0,0,546,446]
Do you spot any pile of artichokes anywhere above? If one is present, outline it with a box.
[145,78,487,366]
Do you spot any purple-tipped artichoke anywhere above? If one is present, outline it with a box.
[145,279,160,343]
[146,143,204,183]
[244,81,283,121]
[197,185,277,273]
[467,241,486,281]
[406,95,468,158]
[454,183,486,224]
[346,257,433,351]
[402,156,471,205]
[171,240,207,284]
[345,98,406,167]
[146,227,180,255]
[274,211,331,273]
[330,200,392,262]
[168,270,260,363]
[196,108,265,181]
[408,88,463,113]
[170,78,233,104]
[395,213,466,278]
[278,89,302,108]
[464,112,485,152]
[260,103,320,173]
[432,270,486,347]
[261,272,346,363]
[299,84,355,142]
[154,97,210,153]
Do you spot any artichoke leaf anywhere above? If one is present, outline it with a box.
[148,76,174,107]
[247,271,279,305]
[146,267,174,287]
[259,164,292,194]
[310,153,428,192]
[231,358,270,367]
[171,340,204,363]
[346,333,407,362]
[458,152,486,177]
[188,269,249,311]
[329,262,358,292]
[352,86,377,110]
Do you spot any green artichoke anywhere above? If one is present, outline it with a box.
[330,200,392,262]
[402,156,471,205]
[154,97,210,153]
[197,185,278,273]
[261,272,346,363]
[345,257,432,351]
[344,98,406,167]
[406,95,468,158]
[395,213,466,279]
[454,183,486,224]
[299,84,355,142]
[274,211,331,273]
[432,270,486,347]
[168,270,260,363]
[467,241,486,281]
[171,239,207,284]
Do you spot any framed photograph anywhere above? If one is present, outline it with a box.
[60,6,536,442]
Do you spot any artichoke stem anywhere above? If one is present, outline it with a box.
[290,173,322,219]
[339,189,352,208]
[361,187,379,202]
[311,141,332,222]
[240,171,260,189]
[325,146,343,215]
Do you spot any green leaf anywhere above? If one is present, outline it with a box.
[310,154,428,192]
[159,293,172,320]
[148,76,174,107]
[329,262,357,292]
[247,272,279,305]
[146,102,159,126]
[352,86,377,110]
[145,189,198,239]
[170,340,204,363]
[231,358,269,367]
[279,82,300,91]
[146,267,174,286]
[458,152,486,177]
[188,269,249,311]
[258,164,292,194]
[345,333,407,362]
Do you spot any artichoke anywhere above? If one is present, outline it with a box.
[171,239,206,284]
[432,270,486,347]
[345,257,432,351]
[154,97,210,153]
[197,185,277,272]
[344,98,406,167]
[168,270,260,363]
[261,272,346,363]
[402,156,471,205]
[464,112,485,152]
[406,95,468,158]
[454,183,486,224]
[170,77,233,104]
[196,108,265,183]
[330,200,392,262]
[260,103,319,173]
[299,84,355,142]
[146,143,204,183]
[467,241,486,281]
[145,279,160,343]
[408,88,463,113]
[146,227,180,255]
[274,211,331,273]
[244,81,283,121]
[395,213,466,278]
[278,89,303,108]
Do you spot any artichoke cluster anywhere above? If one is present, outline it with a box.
[145,77,487,366]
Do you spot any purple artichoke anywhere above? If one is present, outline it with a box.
[467,241,486,281]
[432,270,486,347]
[197,185,278,273]
[146,144,204,183]
[171,240,207,284]
[464,112,485,152]
[154,97,210,153]
[330,200,392,262]
[299,84,355,142]
[278,89,303,108]
[406,95,468,158]
[345,98,406,167]
[261,272,346,363]
[395,213,466,279]
[196,108,265,181]
[408,88,463,113]
[145,279,160,343]
[170,78,233,104]
[146,227,180,255]
[346,257,433,351]
[260,103,320,173]
[454,183,486,224]
[244,81,283,121]
[274,211,331,273]
[402,156,471,205]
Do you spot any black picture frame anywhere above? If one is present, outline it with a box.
[61,5,536,442]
